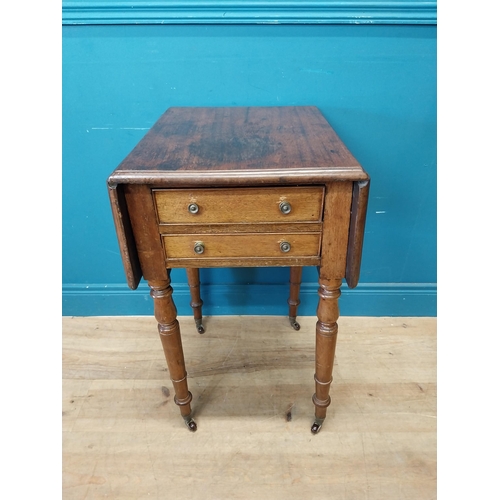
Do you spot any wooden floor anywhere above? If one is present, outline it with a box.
[62,315,436,500]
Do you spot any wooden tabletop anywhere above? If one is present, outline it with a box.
[108,106,369,187]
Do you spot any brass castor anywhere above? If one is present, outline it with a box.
[289,316,300,331]
[195,318,205,334]
[311,418,325,434]
[184,415,197,432]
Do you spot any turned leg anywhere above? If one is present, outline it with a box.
[287,266,302,330]
[149,278,197,431]
[186,268,205,334]
[311,278,341,434]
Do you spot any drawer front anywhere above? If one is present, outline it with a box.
[162,233,321,259]
[154,187,324,225]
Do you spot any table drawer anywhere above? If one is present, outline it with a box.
[153,187,324,225]
[162,233,321,259]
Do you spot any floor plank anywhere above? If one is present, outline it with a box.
[62,315,436,500]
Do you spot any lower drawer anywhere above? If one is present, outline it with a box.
[162,233,321,259]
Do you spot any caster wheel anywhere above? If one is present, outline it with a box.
[311,419,324,434]
[184,417,197,432]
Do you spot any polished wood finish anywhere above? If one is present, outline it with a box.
[186,268,205,334]
[188,267,304,331]
[107,106,370,432]
[318,182,354,282]
[162,232,321,260]
[187,266,302,334]
[148,277,196,430]
[312,279,341,432]
[123,184,168,282]
[346,179,371,288]
[107,184,141,289]
[108,106,368,188]
[287,266,303,330]
[163,255,321,269]
[113,106,363,174]
[158,221,323,235]
[154,187,324,225]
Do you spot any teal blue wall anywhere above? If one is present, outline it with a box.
[62,4,437,316]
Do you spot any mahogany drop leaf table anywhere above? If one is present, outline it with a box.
[107,106,370,433]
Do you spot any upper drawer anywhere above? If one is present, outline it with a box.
[153,187,324,224]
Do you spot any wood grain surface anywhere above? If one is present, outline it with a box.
[162,232,321,260]
[318,181,353,282]
[154,186,324,224]
[113,107,363,173]
[158,221,323,235]
[123,184,169,282]
[107,184,142,289]
[346,179,370,288]
[63,315,436,500]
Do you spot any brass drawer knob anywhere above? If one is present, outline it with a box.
[188,203,199,214]
[193,241,205,254]
[280,241,291,253]
[279,201,292,214]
